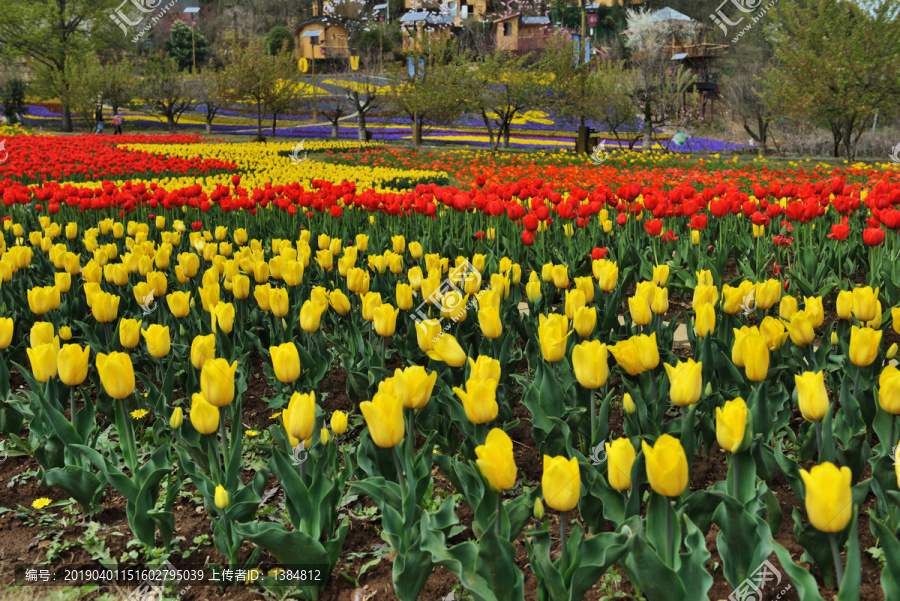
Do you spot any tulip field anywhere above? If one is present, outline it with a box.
[3,128,900,601]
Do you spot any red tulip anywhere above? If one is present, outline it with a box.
[828,217,849,240]
[522,230,534,246]
[863,227,885,246]
[644,219,663,236]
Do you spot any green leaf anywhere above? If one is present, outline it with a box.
[869,517,900,600]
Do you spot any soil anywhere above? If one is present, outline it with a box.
[0,334,890,600]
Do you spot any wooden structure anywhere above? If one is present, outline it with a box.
[294,18,352,59]
[491,14,550,53]
[399,10,457,52]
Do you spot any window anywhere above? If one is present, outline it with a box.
[503,22,511,36]
[331,33,336,39]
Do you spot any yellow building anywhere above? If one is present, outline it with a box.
[294,18,352,59]
[492,14,550,53]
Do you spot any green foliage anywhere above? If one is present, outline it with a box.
[357,27,393,54]
[164,21,209,72]
[265,26,295,56]
[0,76,27,124]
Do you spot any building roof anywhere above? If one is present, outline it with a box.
[301,29,324,37]
[670,52,688,60]
[521,16,549,24]
[650,7,694,22]
[399,9,455,24]
[399,10,429,22]
[295,17,350,31]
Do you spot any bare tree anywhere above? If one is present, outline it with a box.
[343,67,381,143]
[724,62,775,156]
[138,54,195,132]
[623,7,698,152]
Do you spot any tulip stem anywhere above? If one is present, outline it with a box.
[69,388,75,423]
[407,409,415,456]
[853,366,860,400]
[495,493,502,536]
[815,420,823,460]
[829,532,844,588]
[218,416,228,474]
[807,345,818,371]
[207,435,222,483]
[889,415,896,450]
[559,510,568,570]
[589,389,597,448]
[665,498,674,567]
[732,452,740,499]
[380,337,386,367]
[392,446,405,487]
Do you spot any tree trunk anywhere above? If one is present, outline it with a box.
[412,113,422,147]
[332,120,339,138]
[830,123,841,158]
[481,109,496,153]
[167,113,176,133]
[502,122,511,149]
[206,114,213,134]
[272,114,277,137]
[357,110,367,142]
[642,102,653,153]
[257,99,263,139]
[61,103,73,132]
[758,116,768,157]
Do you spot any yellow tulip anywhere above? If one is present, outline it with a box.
[166,291,191,318]
[393,366,437,410]
[836,291,853,320]
[169,406,183,429]
[211,302,235,334]
[119,318,142,349]
[213,485,229,510]
[355,233,368,251]
[541,455,580,511]
[573,306,596,338]
[694,303,716,338]
[799,463,852,532]
[285,392,316,442]
[551,265,570,289]
[58,326,72,341]
[141,325,171,358]
[392,235,405,254]
[651,286,668,315]
[664,359,703,406]
[564,289,586,321]
[541,263,554,283]
[231,274,250,300]
[453,378,499,424]
[878,366,900,414]
[795,371,829,422]
[331,410,348,434]
[892,307,900,334]
[200,358,237,407]
[626,295,651,327]
[642,434,689,497]
[478,306,502,339]
[96,352,135,399]
[27,286,59,315]
[0,318,13,349]
[716,398,749,453]
[476,428,517,492]
[849,325,881,367]
[785,311,815,347]
[408,266,424,291]
[605,438,636,491]
[396,283,413,311]
[804,296,824,328]
[329,289,351,315]
[190,393,219,434]
[361,292,382,322]
[426,333,467,367]
[780,295,799,320]
[695,269,713,287]
[692,284,718,311]
[654,265,670,286]
[722,284,746,315]
[54,272,71,293]
[57,344,90,386]
[31,322,55,348]
[374,303,399,337]
[756,279,781,310]
[593,259,618,292]
[623,392,636,414]
[609,337,642,376]
[27,342,58,383]
[635,332,660,371]
[191,334,215,370]
[852,286,879,323]
[469,356,502,382]
[572,340,608,389]
[415,319,442,352]
[409,241,423,259]
[268,288,289,318]
[742,330,769,382]
[538,313,569,363]
[759,316,788,351]
[360,391,404,448]
[270,343,301,384]
[634,281,657,306]
[574,276,594,304]
[526,281,542,302]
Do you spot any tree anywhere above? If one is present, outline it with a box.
[138,55,195,132]
[223,40,296,140]
[196,67,230,134]
[385,45,471,147]
[102,59,135,115]
[265,26,295,55]
[310,95,350,139]
[55,52,104,131]
[589,61,639,148]
[765,0,900,159]
[471,51,546,152]
[343,68,381,143]
[725,62,775,157]
[0,75,27,124]
[622,7,698,152]
[165,20,210,73]
[0,0,121,131]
